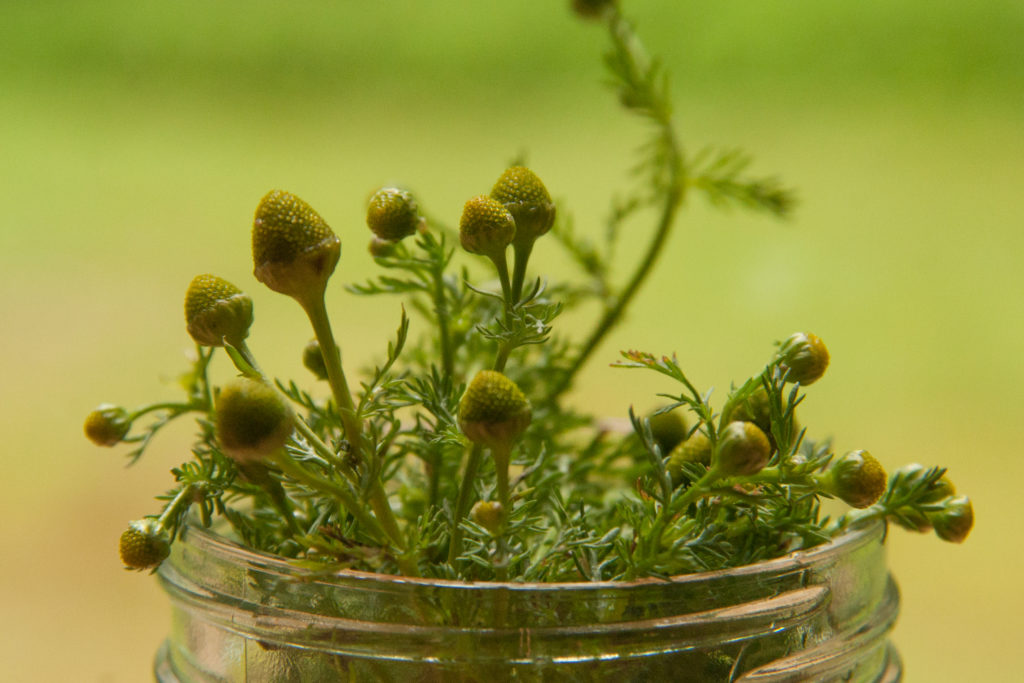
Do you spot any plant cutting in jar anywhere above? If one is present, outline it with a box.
[86,1,973,680]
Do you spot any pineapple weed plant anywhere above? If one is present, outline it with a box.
[89,1,972,583]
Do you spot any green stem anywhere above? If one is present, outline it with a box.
[448,443,486,565]
[510,240,534,305]
[431,260,455,378]
[157,484,199,529]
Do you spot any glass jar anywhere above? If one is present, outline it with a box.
[154,520,901,682]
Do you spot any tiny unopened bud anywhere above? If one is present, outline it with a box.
[459,196,515,259]
[930,496,974,544]
[302,339,328,380]
[368,236,398,259]
[777,333,829,385]
[724,386,773,435]
[827,450,887,508]
[490,166,555,250]
[458,370,531,450]
[667,431,712,487]
[252,190,341,304]
[84,404,131,446]
[470,501,504,535]
[119,518,171,571]
[184,274,254,347]
[215,378,294,463]
[366,187,423,242]
[919,473,957,504]
[715,421,772,476]
[647,409,688,456]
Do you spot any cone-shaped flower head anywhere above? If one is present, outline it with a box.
[715,421,772,476]
[470,500,504,535]
[252,190,341,304]
[215,377,294,463]
[930,495,974,543]
[777,333,830,385]
[459,196,515,260]
[458,370,531,450]
[184,274,254,348]
[84,404,131,446]
[827,450,887,508]
[119,518,171,571]
[366,187,423,242]
[667,431,712,487]
[302,339,329,381]
[490,166,555,250]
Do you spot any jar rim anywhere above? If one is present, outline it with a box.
[175,518,885,592]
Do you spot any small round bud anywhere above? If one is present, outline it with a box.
[919,473,956,504]
[84,404,131,446]
[458,370,531,450]
[667,431,712,487]
[571,0,616,20]
[930,496,974,544]
[489,166,555,249]
[470,501,504,535]
[724,386,773,435]
[119,519,171,571]
[715,421,772,476]
[302,339,328,380]
[215,378,294,463]
[828,450,887,508]
[368,236,398,259]
[647,409,688,456]
[366,187,423,242]
[777,333,830,385]
[459,196,515,259]
[184,274,254,347]
[252,190,341,303]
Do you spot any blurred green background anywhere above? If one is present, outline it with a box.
[1,1,1021,680]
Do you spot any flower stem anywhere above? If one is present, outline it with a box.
[448,443,485,565]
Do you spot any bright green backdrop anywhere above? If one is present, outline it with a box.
[2,1,1021,680]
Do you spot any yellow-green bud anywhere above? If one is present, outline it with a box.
[647,409,688,456]
[572,0,617,20]
[667,431,711,487]
[184,274,254,347]
[777,332,829,385]
[84,404,131,446]
[458,370,531,450]
[368,236,398,259]
[827,450,887,509]
[252,190,341,304]
[919,473,956,504]
[302,339,328,380]
[366,187,423,242]
[723,386,773,435]
[119,519,171,571]
[715,421,772,476]
[470,500,505,535]
[489,166,555,250]
[930,496,974,544]
[459,196,515,259]
[215,378,294,463]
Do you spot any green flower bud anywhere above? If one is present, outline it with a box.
[930,496,974,544]
[715,421,772,476]
[777,332,830,385]
[119,518,171,571]
[827,450,887,509]
[215,377,294,463]
[368,236,398,259]
[302,339,328,380]
[458,370,531,450]
[252,190,341,304]
[184,274,254,348]
[366,187,423,242]
[919,473,957,504]
[667,431,711,487]
[459,195,516,260]
[723,386,773,435]
[84,404,131,446]
[490,166,555,250]
[647,409,688,456]
[572,0,617,20]
[470,500,504,535]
